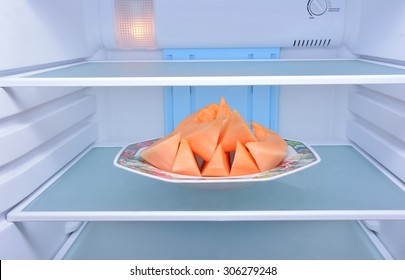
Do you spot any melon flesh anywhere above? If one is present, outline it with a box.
[140,97,288,177]
[245,141,286,172]
[251,121,278,141]
[251,121,288,151]
[139,133,181,172]
[230,141,260,176]
[201,143,230,177]
[216,97,232,120]
[181,116,223,161]
[218,110,256,152]
[247,122,288,172]
[173,103,218,133]
[172,139,201,176]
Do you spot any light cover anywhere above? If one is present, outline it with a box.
[115,0,156,49]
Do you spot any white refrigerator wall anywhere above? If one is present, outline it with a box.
[344,0,405,62]
[0,0,101,73]
[0,0,405,259]
[0,0,101,259]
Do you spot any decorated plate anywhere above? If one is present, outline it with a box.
[114,138,320,190]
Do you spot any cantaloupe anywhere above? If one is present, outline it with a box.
[173,103,218,133]
[230,141,260,176]
[245,141,286,172]
[171,139,201,176]
[139,97,288,178]
[246,122,288,172]
[218,110,257,152]
[181,116,223,161]
[251,121,278,140]
[139,133,181,172]
[251,121,288,151]
[201,143,230,177]
[216,96,232,120]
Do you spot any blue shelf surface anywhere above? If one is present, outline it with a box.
[8,145,405,221]
[62,221,384,260]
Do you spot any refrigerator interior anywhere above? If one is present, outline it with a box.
[0,0,405,260]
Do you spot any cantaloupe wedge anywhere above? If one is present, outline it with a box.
[247,122,288,172]
[139,133,181,172]
[140,97,289,178]
[251,121,278,141]
[230,141,260,176]
[218,110,256,152]
[251,121,288,151]
[196,103,219,124]
[201,143,230,177]
[172,139,201,176]
[216,97,232,120]
[181,116,223,161]
[245,141,286,172]
[173,103,218,133]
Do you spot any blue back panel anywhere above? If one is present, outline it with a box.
[164,48,280,134]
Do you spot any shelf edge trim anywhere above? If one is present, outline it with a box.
[7,210,405,222]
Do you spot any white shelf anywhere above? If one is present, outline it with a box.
[8,144,405,222]
[1,59,405,87]
[58,221,387,260]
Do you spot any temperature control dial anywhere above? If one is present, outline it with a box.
[307,0,329,16]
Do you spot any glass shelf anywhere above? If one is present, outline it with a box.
[1,59,405,87]
[59,221,385,260]
[8,145,405,222]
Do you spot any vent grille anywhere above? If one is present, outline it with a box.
[293,39,331,47]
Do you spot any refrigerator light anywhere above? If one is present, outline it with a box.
[115,0,156,49]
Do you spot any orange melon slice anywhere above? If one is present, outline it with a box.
[251,121,288,151]
[172,139,201,176]
[173,103,218,133]
[182,116,223,161]
[230,141,260,176]
[140,98,289,178]
[196,103,219,124]
[216,97,232,120]
[139,133,181,172]
[245,141,287,172]
[251,121,278,141]
[218,110,256,152]
[247,122,288,172]
[201,143,230,177]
